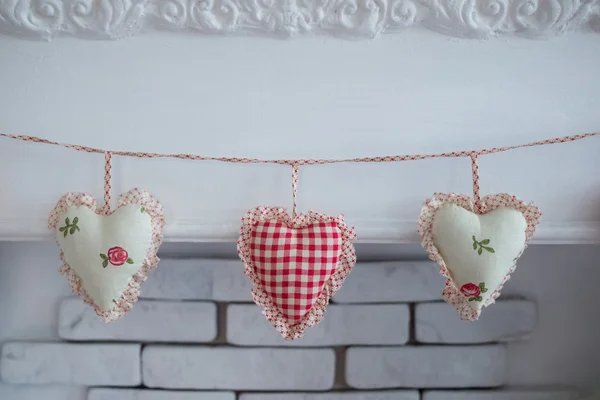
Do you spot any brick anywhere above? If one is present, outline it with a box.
[59,298,217,342]
[0,342,140,386]
[423,391,577,400]
[142,346,335,390]
[415,300,537,344]
[89,388,236,400]
[333,262,442,303]
[0,384,85,400]
[240,392,419,400]
[142,259,252,301]
[227,304,409,346]
[346,345,506,389]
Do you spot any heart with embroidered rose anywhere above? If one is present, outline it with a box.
[418,192,541,321]
[49,188,165,322]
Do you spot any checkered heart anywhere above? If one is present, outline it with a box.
[238,206,357,340]
[49,188,165,322]
[418,193,541,321]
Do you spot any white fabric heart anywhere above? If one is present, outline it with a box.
[49,188,165,322]
[418,193,541,321]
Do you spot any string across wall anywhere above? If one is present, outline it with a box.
[1,130,598,338]
[1,132,597,165]
[2,131,597,215]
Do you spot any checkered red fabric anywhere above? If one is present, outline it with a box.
[238,206,357,340]
[250,220,342,324]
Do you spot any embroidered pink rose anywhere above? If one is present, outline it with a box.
[461,282,487,302]
[460,283,480,297]
[100,247,134,268]
[108,247,129,265]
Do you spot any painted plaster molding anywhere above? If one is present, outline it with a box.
[0,0,599,41]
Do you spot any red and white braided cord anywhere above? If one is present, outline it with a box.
[291,164,299,218]
[2,131,597,208]
[1,132,596,165]
[470,153,482,212]
[100,152,112,215]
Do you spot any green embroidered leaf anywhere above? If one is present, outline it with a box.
[100,254,108,260]
[70,227,76,234]
[59,227,66,232]
[65,217,70,226]
[73,217,78,224]
[473,242,477,250]
[480,239,490,245]
[63,229,68,238]
[477,247,483,255]
[475,296,483,302]
[140,207,146,213]
[479,282,485,289]
[126,258,134,264]
[468,297,475,302]
[102,260,108,268]
[472,235,476,242]
[485,247,495,253]
[481,288,488,293]
[75,226,80,232]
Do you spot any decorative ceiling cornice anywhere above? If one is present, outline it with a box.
[1,0,599,41]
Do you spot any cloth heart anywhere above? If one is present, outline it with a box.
[418,193,541,321]
[49,188,165,322]
[238,206,357,340]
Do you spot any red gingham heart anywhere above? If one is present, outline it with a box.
[238,206,357,340]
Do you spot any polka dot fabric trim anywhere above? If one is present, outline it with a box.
[49,188,165,322]
[238,206,357,340]
[417,192,541,321]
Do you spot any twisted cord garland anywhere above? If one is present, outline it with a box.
[1,132,597,165]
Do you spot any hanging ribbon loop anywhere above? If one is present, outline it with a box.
[291,164,299,219]
[470,152,484,213]
[100,152,112,215]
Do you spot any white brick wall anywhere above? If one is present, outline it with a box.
[88,389,236,400]
[240,392,420,400]
[423,391,578,400]
[333,262,442,303]
[0,257,576,399]
[0,343,141,386]
[59,298,217,342]
[0,384,85,400]
[142,346,336,390]
[141,259,253,301]
[227,304,410,346]
[415,300,537,343]
[346,345,507,389]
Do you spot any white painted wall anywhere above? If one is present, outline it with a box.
[1,242,599,398]
[0,32,599,243]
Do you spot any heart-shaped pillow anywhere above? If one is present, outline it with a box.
[238,206,357,340]
[49,188,165,322]
[418,193,541,321]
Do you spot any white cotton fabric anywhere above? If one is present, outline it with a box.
[56,204,153,311]
[432,204,527,310]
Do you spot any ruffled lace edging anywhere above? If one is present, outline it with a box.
[237,206,357,340]
[49,188,165,323]
[417,192,541,321]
